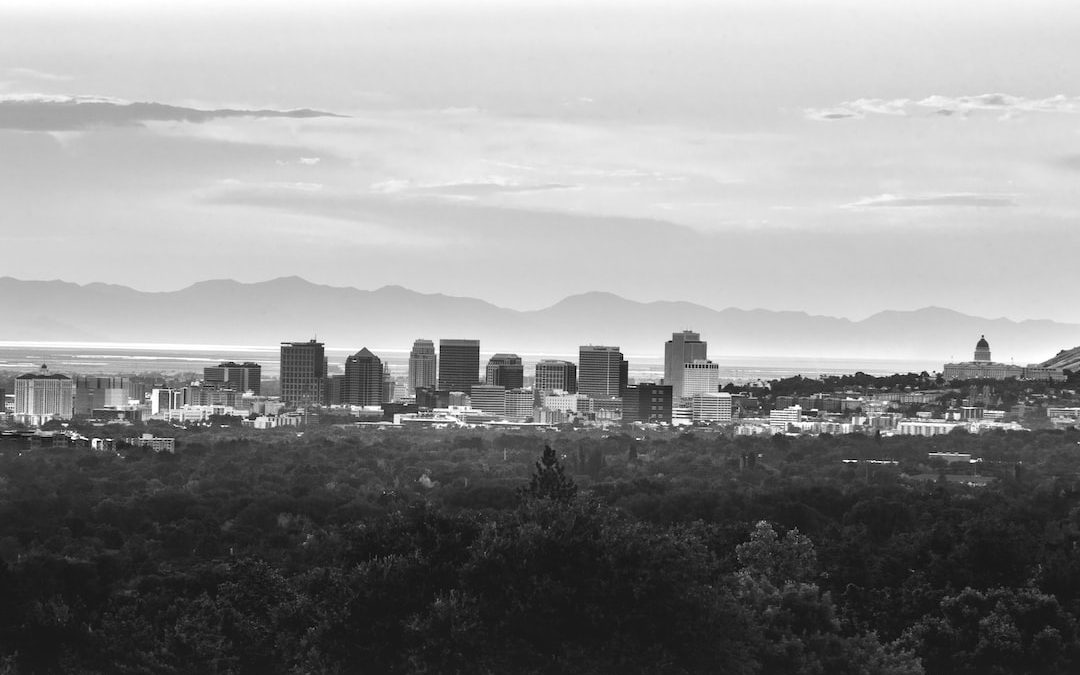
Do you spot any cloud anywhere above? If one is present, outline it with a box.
[3,67,71,82]
[202,181,705,248]
[365,177,578,199]
[0,93,344,131]
[806,93,1080,121]
[842,193,1017,209]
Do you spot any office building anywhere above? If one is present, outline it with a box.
[439,339,480,392]
[664,331,708,400]
[681,360,720,399]
[505,388,535,422]
[74,376,129,415]
[469,384,506,416]
[151,388,184,415]
[623,383,673,423]
[381,364,395,403]
[183,384,240,407]
[578,345,625,399]
[408,339,437,393]
[343,348,383,406]
[326,374,345,406]
[485,353,524,389]
[14,365,74,422]
[204,362,261,395]
[691,392,733,423]
[280,339,326,407]
[535,360,577,394]
[770,405,803,432]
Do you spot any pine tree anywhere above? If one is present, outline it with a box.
[520,444,577,504]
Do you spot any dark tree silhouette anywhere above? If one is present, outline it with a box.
[521,444,577,504]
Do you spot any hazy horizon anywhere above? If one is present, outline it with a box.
[4,274,1077,325]
[4,1,1080,323]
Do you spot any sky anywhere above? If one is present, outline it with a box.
[2,0,1080,322]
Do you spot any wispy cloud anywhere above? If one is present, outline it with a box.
[3,67,71,82]
[0,93,344,131]
[842,193,1017,209]
[368,178,579,200]
[806,93,1080,121]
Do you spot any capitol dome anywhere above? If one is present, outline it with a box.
[974,335,991,362]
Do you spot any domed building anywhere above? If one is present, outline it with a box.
[943,336,1064,382]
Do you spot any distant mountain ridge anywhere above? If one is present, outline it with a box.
[1,276,1078,365]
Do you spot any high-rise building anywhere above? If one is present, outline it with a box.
[681,359,719,399]
[204,362,262,395]
[381,363,395,404]
[469,384,506,416]
[280,339,326,407]
[408,339,437,394]
[74,376,129,415]
[326,374,345,406]
[664,331,707,400]
[15,365,74,422]
[343,348,383,406]
[535,360,577,394]
[578,345,625,399]
[438,339,480,392]
[485,353,524,389]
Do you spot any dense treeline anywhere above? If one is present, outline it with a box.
[3,426,1080,672]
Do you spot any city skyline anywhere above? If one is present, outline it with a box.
[3,1,1080,323]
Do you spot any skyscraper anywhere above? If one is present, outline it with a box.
[535,360,577,394]
[15,365,74,422]
[343,348,384,406]
[280,339,326,407]
[485,353,524,389]
[439,339,480,392]
[204,362,262,395]
[578,345,625,399]
[664,330,707,400]
[681,359,719,399]
[408,339,437,394]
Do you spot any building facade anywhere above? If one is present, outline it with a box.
[691,392,733,423]
[681,359,719,399]
[535,360,577,394]
[664,330,708,399]
[74,376,129,415]
[280,339,326,407]
[438,339,481,392]
[505,388,535,421]
[469,384,506,416]
[578,345,625,400]
[942,336,1065,382]
[14,365,74,422]
[485,353,524,389]
[204,362,262,395]
[343,348,383,406]
[623,383,673,423]
[407,339,437,394]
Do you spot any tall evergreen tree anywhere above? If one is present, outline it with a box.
[521,444,577,504]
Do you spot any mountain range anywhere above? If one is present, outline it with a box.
[2,276,1078,366]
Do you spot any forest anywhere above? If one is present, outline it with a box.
[3,424,1080,673]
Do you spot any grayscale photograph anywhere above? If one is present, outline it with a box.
[2,0,1080,672]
